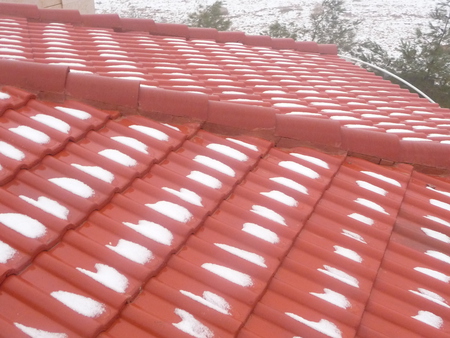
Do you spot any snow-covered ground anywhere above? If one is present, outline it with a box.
[95,0,440,54]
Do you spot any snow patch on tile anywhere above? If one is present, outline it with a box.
[71,164,114,183]
[51,291,105,318]
[76,263,129,293]
[333,245,362,263]
[193,155,235,177]
[285,313,342,338]
[425,250,450,264]
[414,267,450,283]
[0,213,46,238]
[202,263,253,287]
[421,227,450,243]
[0,141,25,161]
[123,220,173,245]
[356,181,387,196]
[19,195,69,220]
[269,177,308,195]
[215,243,266,267]
[187,171,222,189]
[251,205,286,225]
[180,290,231,315]
[9,126,50,144]
[106,239,153,264]
[162,187,202,206]
[279,161,319,179]
[98,149,137,167]
[206,143,248,161]
[348,213,374,226]
[226,138,258,151]
[242,223,279,244]
[55,106,91,120]
[427,186,450,198]
[111,136,148,154]
[318,265,359,288]
[355,198,388,214]
[0,240,16,264]
[31,114,70,133]
[49,177,94,198]
[342,229,367,243]
[424,215,450,228]
[129,125,169,141]
[410,288,450,308]
[146,201,192,223]
[14,323,67,338]
[361,171,401,186]
[412,310,443,329]
[260,190,297,207]
[173,308,213,338]
[310,288,351,309]
[290,153,329,169]
[0,92,11,100]
[430,199,450,211]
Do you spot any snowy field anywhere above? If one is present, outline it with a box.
[95,0,440,54]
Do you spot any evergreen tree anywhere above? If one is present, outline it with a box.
[187,1,232,31]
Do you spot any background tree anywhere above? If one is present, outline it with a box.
[186,1,232,31]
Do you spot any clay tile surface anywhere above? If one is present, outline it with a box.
[0,5,450,338]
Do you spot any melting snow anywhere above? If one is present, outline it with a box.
[49,177,94,198]
[14,323,67,338]
[348,213,374,226]
[31,114,70,134]
[146,201,192,223]
[318,265,359,288]
[269,177,308,195]
[421,228,450,243]
[0,213,46,238]
[424,215,450,228]
[0,91,11,100]
[290,153,329,169]
[187,171,222,189]
[226,138,258,151]
[106,239,153,264]
[129,124,169,141]
[242,222,279,244]
[342,229,367,244]
[201,263,253,287]
[361,171,401,186]
[333,245,362,263]
[310,288,351,309]
[285,313,342,338]
[50,291,105,318]
[123,220,173,245]
[356,181,387,196]
[173,308,213,338]
[76,263,129,293]
[193,155,235,177]
[427,186,450,198]
[71,164,115,183]
[180,290,231,315]
[430,199,450,211]
[412,310,443,329]
[206,143,248,161]
[410,288,450,308]
[425,250,450,264]
[19,195,69,220]
[162,187,202,206]
[355,198,388,214]
[111,136,148,154]
[215,243,267,267]
[55,106,91,119]
[0,141,25,161]
[414,267,450,283]
[251,205,286,225]
[278,161,319,179]
[0,240,16,264]
[98,149,137,167]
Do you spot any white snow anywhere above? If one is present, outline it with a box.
[0,213,46,238]
[318,265,359,288]
[19,195,69,220]
[162,187,202,207]
[278,161,319,179]
[242,222,279,244]
[173,308,213,338]
[111,136,148,154]
[285,313,342,338]
[427,186,450,198]
[424,215,450,228]
[129,125,169,141]
[226,138,258,151]
[430,199,450,211]
[31,114,70,134]
[354,198,388,214]
[98,149,137,167]
[348,213,374,226]
[414,267,450,283]
[251,205,286,226]
[123,220,173,245]
[356,181,387,196]
[342,229,367,243]
[361,171,401,186]
[310,288,351,309]
[193,155,235,177]
[201,263,253,287]
[57,109,90,120]
[180,290,231,315]
[106,239,153,264]
[146,201,193,223]
[333,245,362,263]
[50,291,105,318]
[0,240,16,264]
[421,227,450,243]
[71,164,115,183]
[9,126,50,144]
[48,177,94,198]
[425,250,450,264]
[410,288,450,308]
[14,323,67,338]
[206,143,248,161]
[412,310,443,329]
[0,92,11,100]
[0,141,25,161]
[187,171,222,189]
[269,177,308,195]
[76,263,129,293]
[215,243,267,267]
[260,190,297,207]
[290,153,329,169]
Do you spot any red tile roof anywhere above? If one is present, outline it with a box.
[0,4,450,337]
